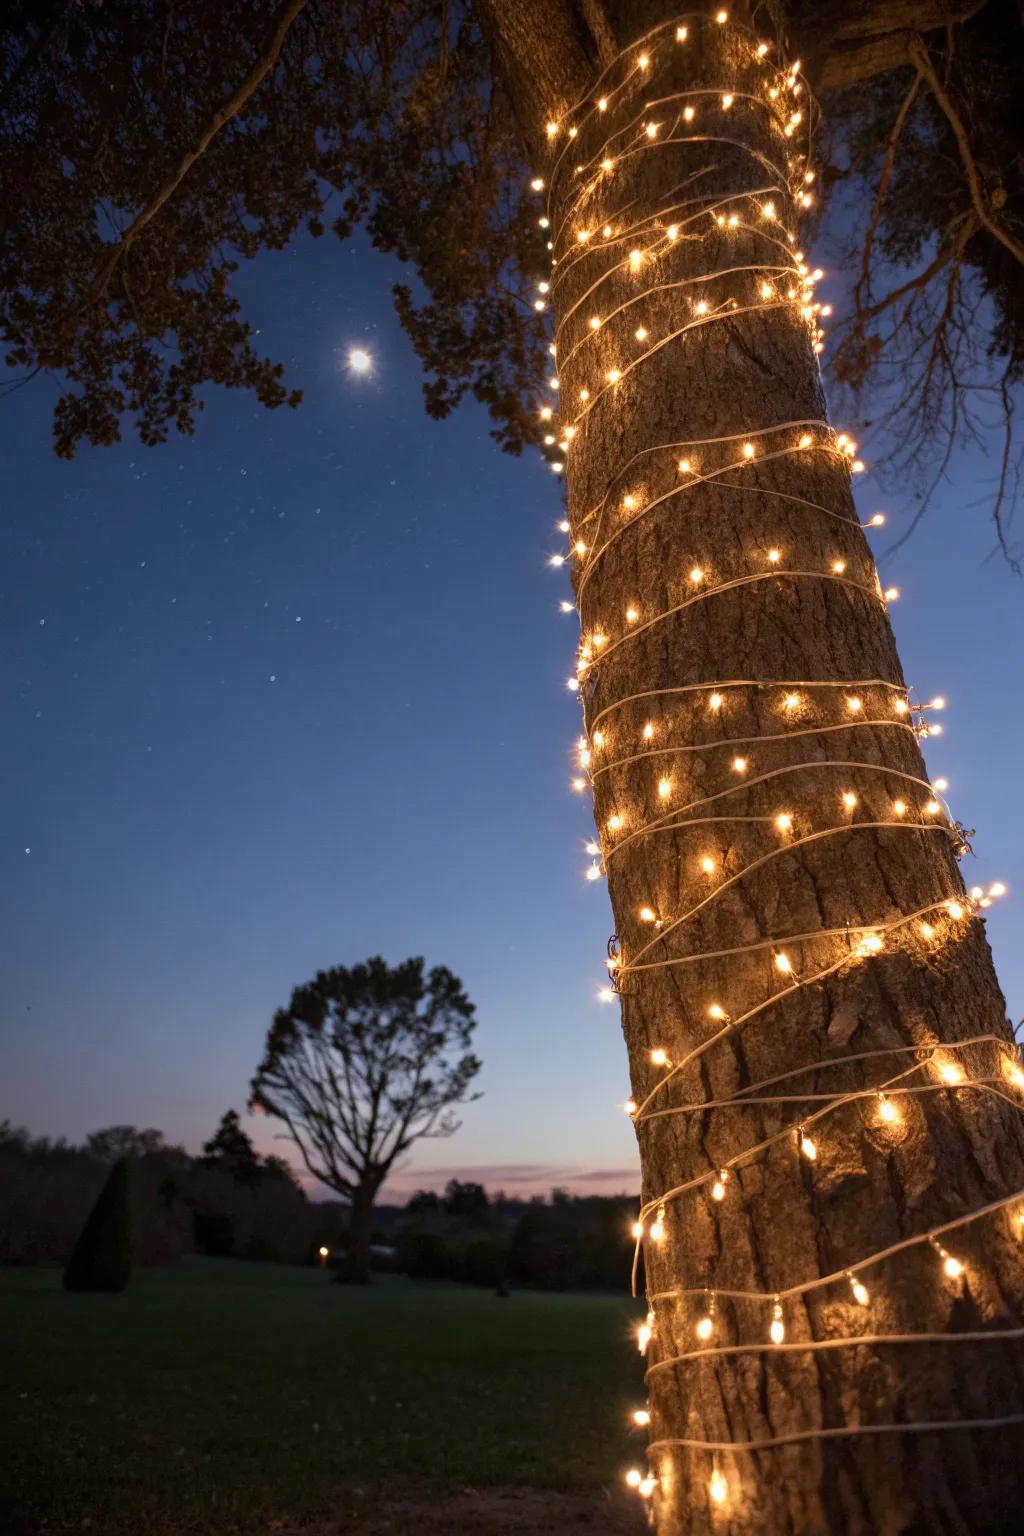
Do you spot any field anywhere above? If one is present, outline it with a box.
[1,1259,647,1535]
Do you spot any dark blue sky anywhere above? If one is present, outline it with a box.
[3,227,1022,1200]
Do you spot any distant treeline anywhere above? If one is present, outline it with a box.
[0,1119,639,1290]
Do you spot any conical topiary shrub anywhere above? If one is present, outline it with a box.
[63,1157,133,1292]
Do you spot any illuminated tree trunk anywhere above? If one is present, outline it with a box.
[481,3,1024,1532]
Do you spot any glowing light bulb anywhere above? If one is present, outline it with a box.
[624,1098,637,1115]
[607,368,621,384]
[708,1003,727,1021]
[631,1219,645,1240]
[799,1131,817,1161]
[546,121,558,138]
[658,777,672,799]
[884,586,900,602]
[842,791,858,810]
[870,513,886,526]
[933,1241,963,1279]
[666,223,679,239]
[920,921,935,939]
[722,93,734,109]
[586,863,602,882]
[645,123,659,140]
[639,1478,656,1500]
[598,985,615,1003]
[694,299,709,316]
[767,547,781,563]
[623,494,637,510]
[628,250,643,273]
[590,316,602,330]
[677,25,688,40]
[318,1245,329,1258]
[638,52,650,68]
[683,106,695,122]
[700,856,716,874]
[930,696,946,711]
[568,126,577,138]
[626,606,639,623]
[695,1312,714,1340]
[847,696,863,713]
[849,1274,870,1306]
[990,882,1007,897]
[712,1171,729,1201]
[530,177,544,191]
[774,952,793,974]
[926,799,941,815]
[757,41,770,56]
[626,1469,642,1488]
[643,722,654,740]
[635,326,648,341]
[770,1301,785,1344]
[833,559,847,574]
[938,1060,964,1085]
[608,813,623,830]
[579,388,590,402]
[892,799,907,817]
[732,756,747,773]
[709,1468,728,1505]
[348,347,372,375]
[775,812,793,832]
[649,1046,667,1065]
[678,458,691,474]
[761,281,774,299]
[641,907,658,924]
[783,693,799,712]
[715,8,728,21]
[708,692,723,711]
[597,97,608,112]
[549,554,565,568]
[742,442,756,459]
[947,901,965,919]
[633,1408,650,1426]
[878,1093,899,1124]
[650,1208,666,1242]
[600,157,614,171]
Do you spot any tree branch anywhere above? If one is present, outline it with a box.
[908,34,1024,267]
[63,0,310,332]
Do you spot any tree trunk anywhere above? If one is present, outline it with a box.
[513,6,1024,1533]
[338,1182,375,1285]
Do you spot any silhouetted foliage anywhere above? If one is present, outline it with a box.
[63,1158,133,1293]
[201,1109,263,1185]
[251,955,481,1282]
[3,0,1024,532]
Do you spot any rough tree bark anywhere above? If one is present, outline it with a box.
[480,2,1024,1532]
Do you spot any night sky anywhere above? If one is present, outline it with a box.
[3,226,1023,1201]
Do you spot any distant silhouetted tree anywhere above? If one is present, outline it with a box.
[63,1158,133,1292]
[201,1109,262,1186]
[251,956,481,1283]
[85,1125,164,1162]
[443,1179,490,1221]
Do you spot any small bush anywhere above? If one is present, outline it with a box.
[63,1158,132,1292]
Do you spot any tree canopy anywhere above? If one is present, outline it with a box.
[3,0,1023,539]
[249,955,481,1201]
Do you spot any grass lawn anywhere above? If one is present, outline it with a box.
[1,1259,646,1535]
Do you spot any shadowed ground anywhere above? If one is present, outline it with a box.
[1,1259,645,1534]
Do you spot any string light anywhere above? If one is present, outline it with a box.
[769,1300,785,1344]
[537,12,1021,1505]
[709,1466,728,1505]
